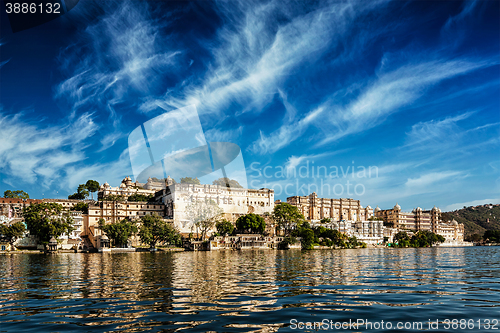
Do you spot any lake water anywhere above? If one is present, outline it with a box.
[0,247,499,332]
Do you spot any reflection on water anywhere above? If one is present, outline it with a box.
[0,247,498,332]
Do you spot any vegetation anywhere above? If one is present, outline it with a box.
[212,178,243,188]
[23,203,74,244]
[0,222,26,244]
[272,202,304,236]
[392,230,445,248]
[3,190,29,199]
[68,184,90,200]
[235,213,266,234]
[185,199,223,240]
[100,194,125,201]
[138,215,181,249]
[442,204,500,239]
[98,218,137,248]
[215,219,234,236]
[72,202,89,214]
[294,224,364,249]
[85,180,100,200]
[128,193,154,202]
[483,230,500,243]
[180,177,200,185]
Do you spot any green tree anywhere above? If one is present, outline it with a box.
[212,178,243,188]
[0,222,26,244]
[98,218,137,248]
[23,203,74,244]
[68,184,89,200]
[138,214,181,249]
[128,193,154,202]
[394,231,410,245]
[483,230,500,243]
[216,219,234,236]
[185,199,223,239]
[235,213,266,234]
[100,194,125,201]
[272,202,304,236]
[3,190,29,199]
[180,177,201,185]
[85,180,100,200]
[299,228,315,250]
[72,202,89,214]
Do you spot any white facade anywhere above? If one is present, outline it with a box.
[158,183,275,234]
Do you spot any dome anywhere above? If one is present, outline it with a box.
[49,237,57,245]
[394,203,401,210]
[101,234,109,240]
[432,205,439,212]
[374,206,381,212]
[365,205,372,210]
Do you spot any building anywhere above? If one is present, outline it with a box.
[436,219,465,242]
[156,183,275,234]
[375,203,465,243]
[98,176,165,200]
[82,200,167,249]
[287,193,374,221]
[374,204,441,232]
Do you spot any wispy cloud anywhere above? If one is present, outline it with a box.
[0,110,98,186]
[444,198,500,212]
[55,1,181,150]
[315,58,497,147]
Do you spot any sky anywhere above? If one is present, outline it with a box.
[0,0,499,212]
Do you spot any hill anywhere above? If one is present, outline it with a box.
[442,203,500,240]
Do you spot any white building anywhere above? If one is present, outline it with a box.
[156,183,275,234]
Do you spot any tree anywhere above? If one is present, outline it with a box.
[85,180,100,200]
[0,222,26,244]
[68,184,89,200]
[128,193,154,202]
[215,219,234,236]
[272,203,304,236]
[212,178,243,188]
[98,218,137,248]
[3,190,29,199]
[185,199,223,240]
[23,203,74,244]
[235,213,266,234]
[138,214,181,249]
[73,202,89,214]
[483,230,500,243]
[394,231,410,244]
[100,194,125,201]
[180,177,201,185]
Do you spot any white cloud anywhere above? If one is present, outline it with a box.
[405,171,464,189]
[0,111,98,186]
[444,198,500,212]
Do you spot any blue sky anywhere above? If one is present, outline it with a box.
[0,0,499,212]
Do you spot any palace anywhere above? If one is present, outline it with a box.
[155,181,274,234]
[97,176,166,200]
[287,192,374,221]
[374,203,465,242]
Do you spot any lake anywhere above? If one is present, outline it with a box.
[1,247,499,332]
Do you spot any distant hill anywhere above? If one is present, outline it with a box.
[442,203,500,240]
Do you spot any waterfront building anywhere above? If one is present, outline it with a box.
[375,203,465,242]
[82,200,167,250]
[436,219,465,242]
[374,203,441,232]
[155,183,274,234]
[287,193,374,221]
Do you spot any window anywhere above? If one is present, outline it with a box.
[1,245,5,251]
